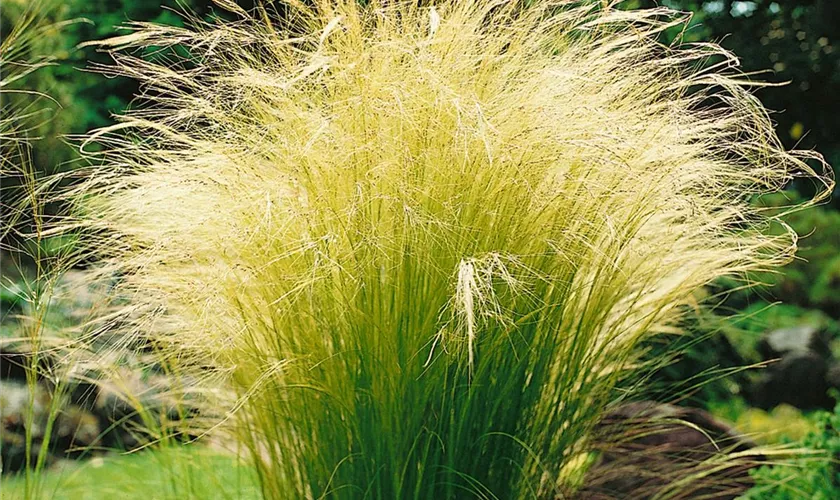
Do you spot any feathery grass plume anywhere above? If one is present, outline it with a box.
[67,0,830,497]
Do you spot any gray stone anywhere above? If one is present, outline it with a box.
[749,325,836,410]
[758,325,831,359]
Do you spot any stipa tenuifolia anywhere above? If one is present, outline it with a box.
[62,1,830,498]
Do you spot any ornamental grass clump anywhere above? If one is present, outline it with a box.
[66,0,829,497]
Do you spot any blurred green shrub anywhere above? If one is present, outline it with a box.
[0,0,213,170]
[734,404,816,444]
[744,397,840,499]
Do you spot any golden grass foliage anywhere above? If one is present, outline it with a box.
[63,1,830,497]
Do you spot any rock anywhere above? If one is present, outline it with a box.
[750,352,832,410]
[827,363,840,389]
[0,344,56,473]
[749,325,836,410]
[93,370,152,450]
[0,379,53,473]
[0,269,202,471]
[757,325,831,359]
[579,402,762,500]
[93,369,201,449]
[53,406,103,459]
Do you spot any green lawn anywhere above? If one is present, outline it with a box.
[1,446,261,500]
